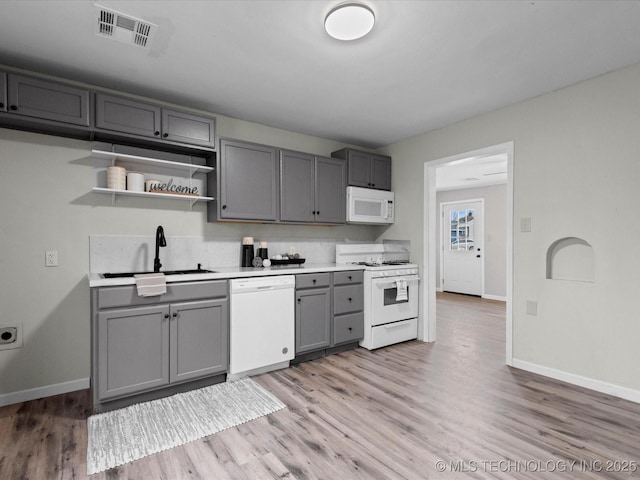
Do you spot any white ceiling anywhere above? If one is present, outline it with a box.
[435,153,507,191]
[1,1,640,148]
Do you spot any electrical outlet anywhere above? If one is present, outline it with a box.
[0,323,23,351]
[45,250,58,267]
[526,300,538,316]
[520,217,532,232]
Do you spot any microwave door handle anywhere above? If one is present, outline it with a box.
[384,200,389,219]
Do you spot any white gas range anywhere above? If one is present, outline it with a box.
[336,243,419,350]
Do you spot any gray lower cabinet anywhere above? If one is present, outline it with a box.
[98,304,169,401]
[279,151,346,224]
[333,270,364,346]
[295,273,331,354]
[5,73,90,126]
[331,148,392,191]
[211,138,279,221]
[0,71,6,111]
[294,271,363,362]
[92,280,228,412]
[95,93,216,149]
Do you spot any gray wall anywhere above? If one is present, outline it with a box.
[0,112,376,397]
[377,61,640,393]
[436,185,507,298]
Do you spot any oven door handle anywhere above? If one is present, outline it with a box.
[373,277,420,289]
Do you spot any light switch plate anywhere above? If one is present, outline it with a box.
[520,217,532,232]
[526,300,538,316]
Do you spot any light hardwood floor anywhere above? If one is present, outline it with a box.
[2,292,640,479]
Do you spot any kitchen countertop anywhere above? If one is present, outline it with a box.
[88,263,365,287]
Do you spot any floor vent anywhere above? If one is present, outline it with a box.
[95,4,157,48]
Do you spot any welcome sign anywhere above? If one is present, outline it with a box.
[147,178,199,196]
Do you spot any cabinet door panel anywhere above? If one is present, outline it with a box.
[296,288,331,354]
[162,108,215,148]
[370,154,392,190]
[347,150,371,188]
[315,156,346,224]
[95,93,161,138]
[170,299,228,383]
[219,139,278,220]
[280,150,315,222]
[98,305,169,400]
[0,71,6,112]
[7,74,90,126]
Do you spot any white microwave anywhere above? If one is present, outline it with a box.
[346,186,395,224]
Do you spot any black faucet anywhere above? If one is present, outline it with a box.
[154,226,167,273]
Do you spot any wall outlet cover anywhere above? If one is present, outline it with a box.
[0,323,23,351]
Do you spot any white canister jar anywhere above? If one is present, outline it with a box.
[126,172,145,192]
[107,166,126,190]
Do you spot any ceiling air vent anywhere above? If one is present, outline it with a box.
[95,4,157,48]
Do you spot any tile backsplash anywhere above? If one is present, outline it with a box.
[89,235,359,273]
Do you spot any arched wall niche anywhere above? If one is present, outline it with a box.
[546,237,595,282]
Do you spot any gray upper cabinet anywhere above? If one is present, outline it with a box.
[315,156,346,223]
[95,93,161,138]
[280,150,345,224]
[95,93,216,149]
[216,138,279,221]
[332,147,392,191]
[6,73,90,126]
[280,150,315,223]
[370,154,392,191]
[0,71,6,111]
[162,108,215,148]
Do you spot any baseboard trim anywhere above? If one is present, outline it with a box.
[511,359,640,404]
[436,287,443,293]
[482,294,506,302]
[0,377,90,407]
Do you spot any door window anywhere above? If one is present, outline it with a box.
[450,209,475,251]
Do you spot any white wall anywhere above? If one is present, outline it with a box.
[377,62,640,394]
[436,185,507,298]
[0,114,376,398]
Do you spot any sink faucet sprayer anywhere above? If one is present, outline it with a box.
[154,226,167,273]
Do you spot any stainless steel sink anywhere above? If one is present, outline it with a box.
[101,269,216,278]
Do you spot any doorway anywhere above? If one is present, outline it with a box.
[422,142,514,365]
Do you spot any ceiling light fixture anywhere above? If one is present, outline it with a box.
[324,3,375,41]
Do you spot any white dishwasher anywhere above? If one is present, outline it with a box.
[228,275,295,380]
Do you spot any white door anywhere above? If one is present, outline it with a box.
[442,200,484,296]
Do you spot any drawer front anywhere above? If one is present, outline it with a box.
[296,272,331,289]
[370,318,418,349]
[333,312,364,345]
[333,284,363,315]
[333,270,363,286]
[97,280,228,309]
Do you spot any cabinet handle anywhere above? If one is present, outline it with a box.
[164,314,170,319]
[312,211,316,215]
[316,211,320,215]
[10,105,17,111]
[348,327,353,332]
[371,183,375,187]
[348,275,352,280]
[348,297,352,302]
[172,312,178,318]
[312,279,316,284]
[222,204,227,210]
[154,131,160,136]
[0,102,4,109]
[163,133,169,138]
[297,298,301,303]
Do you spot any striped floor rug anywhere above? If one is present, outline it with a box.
[87,377,286,475]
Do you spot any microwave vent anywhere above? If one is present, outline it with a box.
[95,4,157,48]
